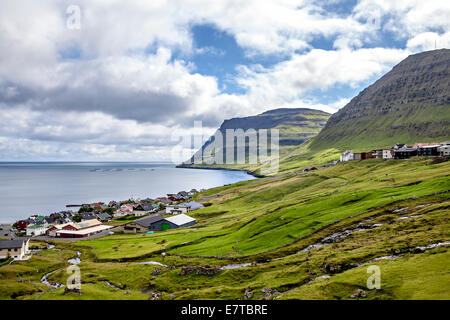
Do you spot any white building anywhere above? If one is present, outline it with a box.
[26,224,48,236]
[165,204,190,215]
[166,214,196,228]
[438,141,450,156]
[340,150,354,162]
[383,149,393,159]
[0,239,30,260]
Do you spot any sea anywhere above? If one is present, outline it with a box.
[0,162,256,223]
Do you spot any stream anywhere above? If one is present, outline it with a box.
[40,251,82,288]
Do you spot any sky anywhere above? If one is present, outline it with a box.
[0,0,449,161]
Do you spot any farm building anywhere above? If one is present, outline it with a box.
[121,215,170,233]
[121,213,196,233]
[165,214,196,229]
[47,219,112,238]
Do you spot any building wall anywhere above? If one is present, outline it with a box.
[383,150,393,159]
[0,246,24,259]
[121,219,181,233]
[439,145,450,156]
[166,206,189,214]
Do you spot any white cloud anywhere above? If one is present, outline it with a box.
[0,1,448,160]
[407,32,450,52]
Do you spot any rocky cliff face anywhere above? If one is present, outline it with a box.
[311,49,450,150]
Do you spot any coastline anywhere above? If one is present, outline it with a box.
[0,164,258,224]
[176,163,265,178]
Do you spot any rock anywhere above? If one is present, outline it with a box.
[64,287,81,295]
[244,287,253,299]
[179,265,219,276]
[350,289,367,299]
[152,268,162,275]
[324,262,342,274]
[260,287,279,300]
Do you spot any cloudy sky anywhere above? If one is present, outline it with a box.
[1,0,449,161]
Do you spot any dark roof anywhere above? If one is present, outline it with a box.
[137,203,154,211]
[96,212,111,220]
[45,217,55,224]
[81,213,97,220]
[0,240,24,249]
[134,215,165,228]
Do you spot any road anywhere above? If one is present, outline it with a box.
[0,223,16,240]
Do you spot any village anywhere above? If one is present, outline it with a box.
[0,188,206,262]
[1,141,449,263]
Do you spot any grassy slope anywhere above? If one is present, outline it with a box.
[1,158,449,300]
[310,104,450,151]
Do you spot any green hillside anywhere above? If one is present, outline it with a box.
[2,158,449,300]
[179,108,330,176]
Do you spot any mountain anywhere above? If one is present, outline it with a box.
[311,49,450,150]
[180,108,330,175]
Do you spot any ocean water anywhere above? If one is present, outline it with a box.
[0,162,256,223]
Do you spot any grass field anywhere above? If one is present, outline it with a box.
[1,158,449,300]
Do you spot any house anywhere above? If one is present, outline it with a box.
[26,223,48,237]
[383,149,393,159]
[44,217,55,225]
[134,203,154,211]
[141,197,154,203]
[165,214,196,229]
[415,143,440,157]
[438,141,450,156]
[133,210,149,217]
[178,191,190,199]
[16,219,31,231]
[340,150,354,162]
[184,201,204,211]
[81,212,97,221]
[168,194,185,202]
[353,152,375,161]
[95,212,111,222]
[393,146,417,159]
[121,215,171,233]
[392,144,406,150]
[0,239,29,260]
[114,204,134,217]
[165,204,190,215]
[189,189,199,196]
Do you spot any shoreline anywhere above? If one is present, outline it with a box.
[0,166,258,225]
[176,164,265,178]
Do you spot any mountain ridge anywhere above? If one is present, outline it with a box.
[310,49,450,150]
